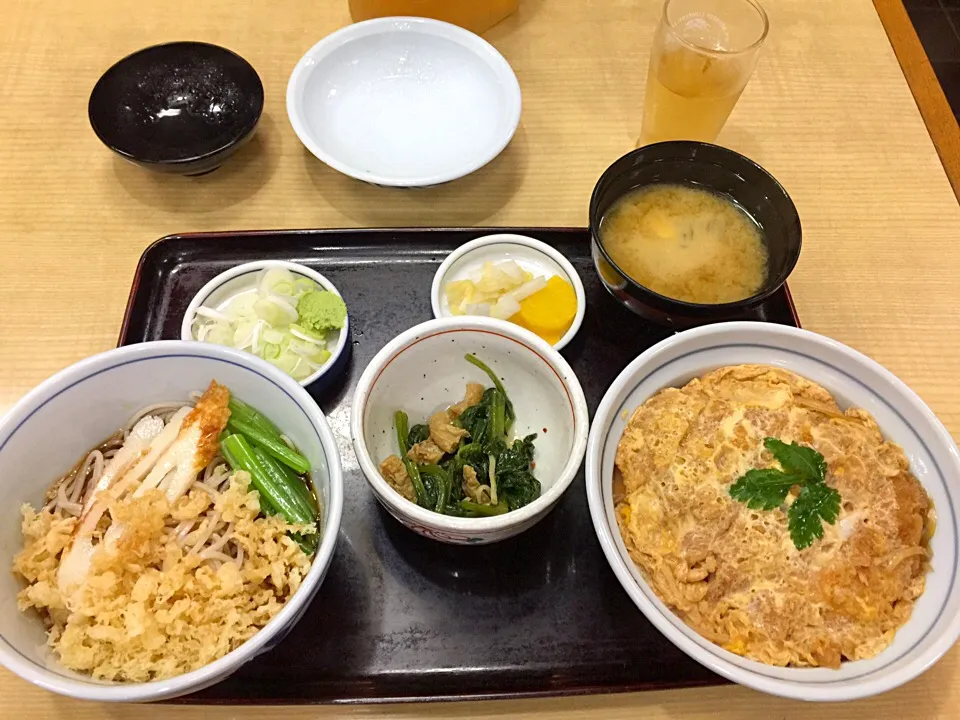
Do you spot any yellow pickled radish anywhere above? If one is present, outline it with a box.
[510,276,577,344]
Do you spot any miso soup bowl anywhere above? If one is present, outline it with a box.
[351,316,589,545]
[589,141,802,327]
[0,341,344,701]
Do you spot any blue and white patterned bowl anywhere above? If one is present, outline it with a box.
[0,341,343,701]
[586,321,960,701]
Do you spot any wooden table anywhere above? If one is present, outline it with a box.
[1,0,958,717]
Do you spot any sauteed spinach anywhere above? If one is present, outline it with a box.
[381,355,540,517]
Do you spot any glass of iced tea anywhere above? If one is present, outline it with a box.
[639,0,768,146]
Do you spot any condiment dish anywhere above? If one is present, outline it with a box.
[181,260,350,389]
[430,233,586,350]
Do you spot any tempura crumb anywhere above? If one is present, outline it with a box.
[12,472,314,682]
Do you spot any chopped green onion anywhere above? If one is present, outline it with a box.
[190,267,343,381]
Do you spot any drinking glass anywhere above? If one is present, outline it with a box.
[639,0,769,146]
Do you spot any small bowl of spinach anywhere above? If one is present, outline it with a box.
[351,316,590,545]
[383,354,541,518]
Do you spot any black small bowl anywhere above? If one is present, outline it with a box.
[89,41,264,176]
[589,142,802,327]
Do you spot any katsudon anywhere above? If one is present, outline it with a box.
[614,364,933,668]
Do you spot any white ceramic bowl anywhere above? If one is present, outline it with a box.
[351,316,589,544]
[0,341,344,701]
[430,234,586,351]
[286,17,522,187]
[180,260,349,388]
[585,321,960,701]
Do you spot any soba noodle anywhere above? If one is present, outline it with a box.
[43,400,246,571]
[13,386,317,682]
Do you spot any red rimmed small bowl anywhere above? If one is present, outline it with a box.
[350,317,589,544]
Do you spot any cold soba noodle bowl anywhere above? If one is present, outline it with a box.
[12,381,321,682]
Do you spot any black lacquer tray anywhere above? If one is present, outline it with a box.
[118,227,800,704]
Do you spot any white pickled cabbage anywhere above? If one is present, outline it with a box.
[444,260,550,318]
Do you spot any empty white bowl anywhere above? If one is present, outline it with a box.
[351,316,589,544]
[181,260,350,388]
[0,341,344,701]
[585,322,960,701]
[286,17,522,187]
[430,234,586,351]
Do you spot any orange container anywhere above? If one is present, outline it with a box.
[348,0,518,35]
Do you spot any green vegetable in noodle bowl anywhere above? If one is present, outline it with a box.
[219,395,319,552]
[191,267,347,382]
[378,355,540,518]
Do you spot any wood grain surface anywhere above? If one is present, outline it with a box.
[874,0,960,198]
[1,0,959,717]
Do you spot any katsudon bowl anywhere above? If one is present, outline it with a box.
[585,322,960,701]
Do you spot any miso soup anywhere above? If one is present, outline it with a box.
[599,184,768,304]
